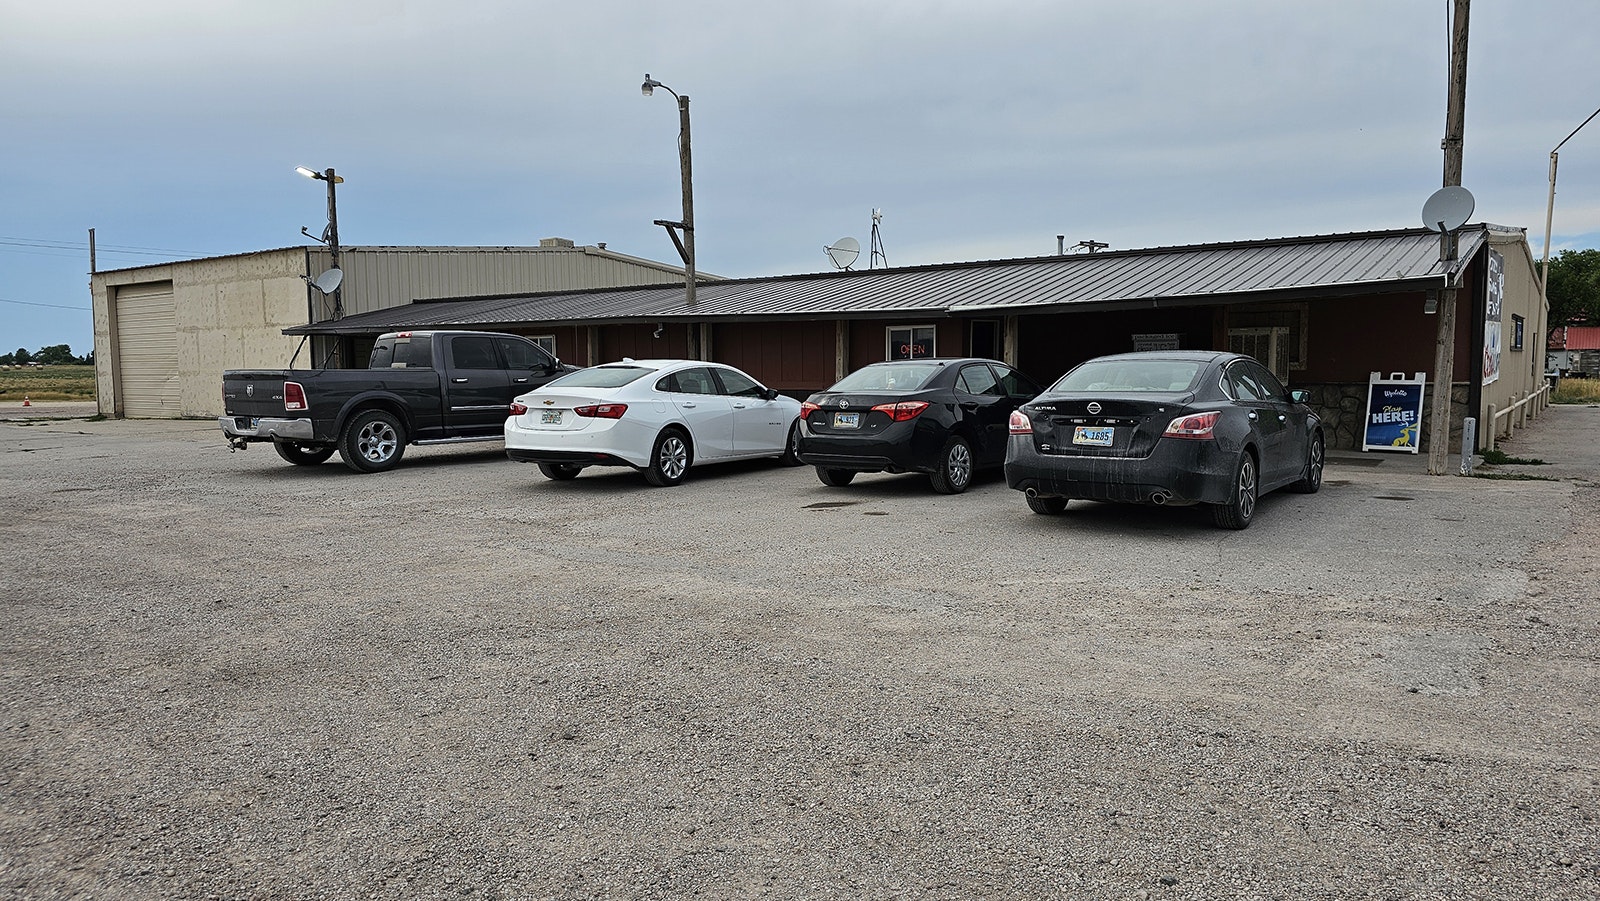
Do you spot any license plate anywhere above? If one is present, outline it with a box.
[540,410,563,424]
[832,412,861,429]
[1072,425,1114,447]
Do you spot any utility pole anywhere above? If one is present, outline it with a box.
[1427,0,1470,475]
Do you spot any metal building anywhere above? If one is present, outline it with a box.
[89,240,693,419]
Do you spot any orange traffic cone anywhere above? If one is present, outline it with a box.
[21,396,30,407]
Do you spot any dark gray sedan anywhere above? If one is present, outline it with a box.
[1004,351,1324,529]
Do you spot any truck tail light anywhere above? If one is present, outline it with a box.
[1009,410,1033,435]
[869,400,929,422]
[574,403,627,419]
[284,381,308,411]
[1163,410,1219,439]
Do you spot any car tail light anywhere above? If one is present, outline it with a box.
[799,401,821,419]
[870,400,929,422]
[509,401,528,416]
[1009,410,1033,435]
[283,381,308,411]
[574,403,627,419]
[1163,410,1219,439]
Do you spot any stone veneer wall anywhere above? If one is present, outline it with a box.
[1295,382,1471,452]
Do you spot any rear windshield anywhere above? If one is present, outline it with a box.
[546,365,652,389]
[1051,359,1203,393]
[369,334,434,369]
[831,363,940,393]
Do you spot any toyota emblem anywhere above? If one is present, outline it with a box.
[837,398,849,408]
[1086,402,1101,414]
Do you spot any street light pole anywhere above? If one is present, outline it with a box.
[1540,105,1600,293]
[295,165,345,320]
[642,74,696,315]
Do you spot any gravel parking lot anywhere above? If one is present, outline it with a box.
[2,407,1598,900]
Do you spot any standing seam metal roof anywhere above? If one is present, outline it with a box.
[287,226,1493,335]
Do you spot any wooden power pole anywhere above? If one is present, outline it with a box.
[1427,0,1471,475]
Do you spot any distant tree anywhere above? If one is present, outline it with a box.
[13,348,31,365]
[1544,248,1600,325]
[0,351,12,366]
[36,344,76,365]
[81,350,95,365]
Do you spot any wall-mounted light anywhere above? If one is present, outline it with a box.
[1424,289,1439,314]
[653,324,664,338]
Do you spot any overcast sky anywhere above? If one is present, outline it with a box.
[4,0,1599,354]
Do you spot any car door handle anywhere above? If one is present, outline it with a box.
[681,402,696,408]
[733,403,747,409]
[513,377,529,383]
[453,378,469,383]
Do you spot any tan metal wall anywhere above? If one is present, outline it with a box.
[306,245,687,318]
[92,243,689,419]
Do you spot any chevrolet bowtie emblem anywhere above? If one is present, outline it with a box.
[542,400,555,405]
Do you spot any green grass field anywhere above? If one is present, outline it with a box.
[0,365,97,401]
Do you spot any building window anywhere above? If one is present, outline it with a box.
[969,320,1000,359]
[1229,303,1308,374]
[531,335,556,356]
[887,325,936,360]
[1511,315,1524,351]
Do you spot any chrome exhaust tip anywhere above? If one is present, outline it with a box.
[1025,488,1039,500]
[1150,491,1170,505]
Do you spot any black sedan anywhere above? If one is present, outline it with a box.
[1004,351,1323,528]
[797,358,1042,493]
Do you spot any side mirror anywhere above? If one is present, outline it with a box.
[1289,388,1310,405]
[763,388,780,401]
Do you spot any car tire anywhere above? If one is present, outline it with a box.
[1025,493,1068,515]
[929,436,974,494]
[1289,433,1324,494]
[816,467,856,487]
[273,439,335,466]
[777,421,803,466]
[339,409,407,474]
[644,428,691,487]
[538,463,583,481]
[1211,451,1258,529]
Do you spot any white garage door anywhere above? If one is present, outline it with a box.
[114,282,179,417]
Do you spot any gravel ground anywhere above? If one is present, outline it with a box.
[1,409,1597,900]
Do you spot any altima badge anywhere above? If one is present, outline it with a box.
[1087,402,1101,414]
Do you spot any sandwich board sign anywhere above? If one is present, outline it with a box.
[1362,372,1426,454]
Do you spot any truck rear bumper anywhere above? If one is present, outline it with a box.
[218,416,316,443]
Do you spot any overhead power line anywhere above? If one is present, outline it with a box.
[0,297,92,312]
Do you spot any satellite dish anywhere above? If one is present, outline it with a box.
[308,268,343,295]
[1421,186,1475,233]
[825,237,860,270]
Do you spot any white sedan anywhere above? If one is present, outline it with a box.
[504,359,804,486]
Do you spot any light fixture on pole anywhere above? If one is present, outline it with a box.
[1539,105,1600,298]
[296,165,345,320]
[641,74,695,313]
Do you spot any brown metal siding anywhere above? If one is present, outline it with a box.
[600,323,690,361]
[710,321,834,391]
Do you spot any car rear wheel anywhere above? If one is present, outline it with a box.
[930,436,973,494]
[1211,451,1258,529]
[1025,493,1068,515]
[816,467,856,487]
[538,463,583,481]
[273,439,335,466]
[1289,433,1324,494]
[777,421,803,466]
[339,409,407,474]
[644,428,691,487]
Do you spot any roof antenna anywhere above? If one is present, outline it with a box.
[869,208,888,268]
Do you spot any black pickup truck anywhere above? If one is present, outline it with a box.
[220,330,576,473]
